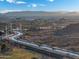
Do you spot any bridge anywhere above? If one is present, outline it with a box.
[2,31,79,59]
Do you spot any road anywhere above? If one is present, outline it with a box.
[3,31,79,59]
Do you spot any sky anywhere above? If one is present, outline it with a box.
[0,0,79,13]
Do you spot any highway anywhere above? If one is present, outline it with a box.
[3,31,79,59]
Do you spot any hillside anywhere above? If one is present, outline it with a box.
[1,11,79,22]
[54,23,79,36]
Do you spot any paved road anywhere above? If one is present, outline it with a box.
[3,31,79,59]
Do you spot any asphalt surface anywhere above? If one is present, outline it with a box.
[3,31,79,59]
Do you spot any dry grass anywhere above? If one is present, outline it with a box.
[0,47,41,59]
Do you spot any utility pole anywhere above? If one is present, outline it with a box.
[5,25,8,36]
[10,23,13,33]
[20,23,22,32]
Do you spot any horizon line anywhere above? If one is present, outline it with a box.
[0,10,79,14]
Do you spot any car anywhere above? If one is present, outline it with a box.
[40,45,53,51]
[29,43,39,47]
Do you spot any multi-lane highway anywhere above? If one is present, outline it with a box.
[3,31,79,59]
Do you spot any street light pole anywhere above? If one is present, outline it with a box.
[20,24,22,32]
[5,25,8,36]
[10,23,13,33]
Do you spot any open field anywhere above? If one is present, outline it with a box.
[0,47,41,59]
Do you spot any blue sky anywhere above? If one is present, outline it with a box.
[0,0,79,13]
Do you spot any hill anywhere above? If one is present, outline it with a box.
[1,11,79,22]
[54,23,79,36]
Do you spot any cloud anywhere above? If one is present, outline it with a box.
[16,1,26,4]
[0,0,26,4]
[27,3,46,8]
[31,4,37,7]
[6,0,15,3]
[0,0,4,1]
[48,0,54,2]
[0,0,49,7]
[0,10,23,13]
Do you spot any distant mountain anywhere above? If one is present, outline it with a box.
[4,11,64,17]
[0,11,64,22]
[4,11,79,17]
[4,11,66,20]
[0,14,12,22]
[0,11,79,22]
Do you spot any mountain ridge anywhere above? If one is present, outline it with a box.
[1,11,79,22]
